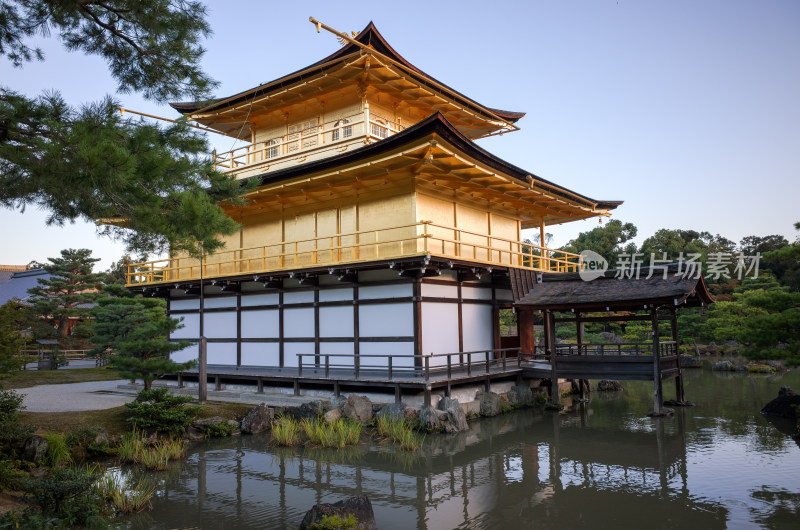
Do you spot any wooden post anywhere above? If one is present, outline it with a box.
[547,311,559,406]
[539,220,546,269]
[671,309,685,403]
[576,312,586,400]
[651,308,662,414]
[518,308,535,355]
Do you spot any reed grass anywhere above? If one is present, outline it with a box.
[117,430,185,470]
[42,432,72,466]
[375,416,425,451]
[301,418,363,448]
[95,471,156,514]
[271,416,300,447]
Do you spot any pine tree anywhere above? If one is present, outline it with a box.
[1,1,251,256]
[27,248,105,342]
[0,301,27,373]
[91,285,194,390]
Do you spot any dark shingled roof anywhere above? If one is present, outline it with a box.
[171,22,525,125]
[0,269,51,305]
[510,265,715,311]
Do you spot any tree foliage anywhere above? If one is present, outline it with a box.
[91,285,194,389]
[1,0,251,256]
[0,301,28,373]
[561,219,638,265]
[27,248,105,342]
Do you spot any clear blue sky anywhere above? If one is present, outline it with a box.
[2,0,798,270]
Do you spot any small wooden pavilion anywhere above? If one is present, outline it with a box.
[510,265,715,414]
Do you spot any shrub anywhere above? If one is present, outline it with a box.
[0,389,24,421]
[198,420,236,438]
[309,513,359,530]
[0,459,27,492]
[42,433,72,467]
[20,468,106,527]
[125,388,201,437]
[272,416,300,447]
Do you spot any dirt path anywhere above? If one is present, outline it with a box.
[19,380,135,412]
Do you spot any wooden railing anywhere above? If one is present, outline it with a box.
[553,341,678,357]
[213,112,404,174]
[296,347,523,381]
[125,221,583,285]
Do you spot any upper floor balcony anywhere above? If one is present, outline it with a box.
[125,222,583,286]
[213,110,405,179]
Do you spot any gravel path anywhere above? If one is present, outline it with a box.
[19,380,135,412]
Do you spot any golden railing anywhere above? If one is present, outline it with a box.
[213,112,405,173]
[125,222,583,286]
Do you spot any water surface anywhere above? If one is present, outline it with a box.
[127,369,800,529]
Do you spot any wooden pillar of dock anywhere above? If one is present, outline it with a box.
[671,308,685,403]
[651,308,663,414]
[575,312,587,400]
[545,310,559,406]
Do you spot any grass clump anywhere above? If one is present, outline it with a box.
[198,420,237,438]
[95,471,155,514]
[301,418,363,448]
[271,416,301,447]
[117,430,185,470]
[375,416,425,451]
[42,432,72,467]
[309,513,359,529]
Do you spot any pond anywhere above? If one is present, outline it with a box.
[124,368,800,529]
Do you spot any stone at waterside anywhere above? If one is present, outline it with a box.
[418,406,441,431]
[376,402,407,422]
[23,435,48,463]
[712,360,734,371]
[508,384,534,405]
[597,380,624,391]
[477,391,502,416]
[761,387,800,419]
[437,398,468,433]
[343,394,373,423]
[680,354,703,368]
[183,426,204,442]
[324,407,342,424]
[299,495,377,530]
[240,403,274,434]
[285,401,324,420]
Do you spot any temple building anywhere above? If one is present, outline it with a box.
[125,22,705,406]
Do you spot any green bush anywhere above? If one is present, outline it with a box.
[125,388,201,437]
[19,468,106,527]
[309,513,359,530]
[0,459,27,492]
[197,420,236,438]
[0,389,33,454]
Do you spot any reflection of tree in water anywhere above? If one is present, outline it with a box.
[750,488,800,528]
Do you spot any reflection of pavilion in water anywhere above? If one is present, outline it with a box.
[147,406,727,529]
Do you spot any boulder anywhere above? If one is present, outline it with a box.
[439,399,468,433]
[228,420,241,436]
[707,342,719,354]
[680,355,702,368]
[712,360,734,372]
[299,495,377,530]
[508,384,533,405]
[343,394,373,423]
[418,406,441,431]
[326,396,347,411]
[286,401,324,420]
[92,429,109,446]
[477,391,502,416]
[597,380,623,392]
[23,435,48,463]
[193,416,225,428]
[761,387,800,418]
[324,407,342,424]
[183,426,205,442]
[376,402,407,422]
[600,332,623,344]
[240,403,274,434]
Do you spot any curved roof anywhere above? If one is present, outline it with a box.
[243,112,621,214]
[171,22,524,126]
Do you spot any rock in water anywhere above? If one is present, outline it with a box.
[597,380,623,392]
[343,394,373,423]
[324,408,342,424]
[375,402,406,422]
[23,435,48,463]
[299,495,377,530]
[240,403,274,434]
[509,384,533,404]
[418,406,441,431]
[762,386,800,418]
[477,391,501,416]
[712,360,734,371]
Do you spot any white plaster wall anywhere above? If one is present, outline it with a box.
[421,283,458,298]
[284,342,315,367]
[421,302,459,366]
[171,313,199,339]
[284,290,314,304]
[359,283,412,300]
[171,342,198,364]
[241,309,279,339]
[319,306,353,337]
[461,285,493,300]
[284,307,315,338]
[359,342,415,368]
[319,342,355,368]
[204,311,237,339]
[462,304,495,353]
[319,287,354,302]
[359,303,413,337]
[204,296,237,308]
[241,292,279,306]
[207,342,237,365]
[241,343,280,366]
[170,298,199,310]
